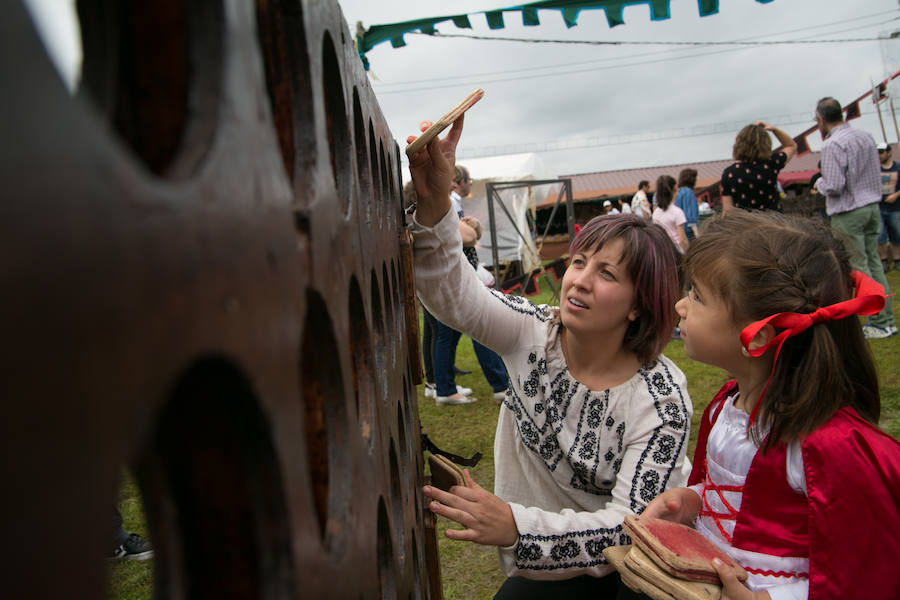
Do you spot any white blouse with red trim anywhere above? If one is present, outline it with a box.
[687,394,809,600]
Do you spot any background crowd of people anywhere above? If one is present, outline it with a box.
[616,100,897,340]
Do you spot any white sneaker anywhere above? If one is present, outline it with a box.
[436,393,477,406]
[863,324,897,339]
[456,385,473,396]
[424,383,436,398]
[493,390,508,404]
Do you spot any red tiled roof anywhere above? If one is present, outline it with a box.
[538,151,823,208]
[778,169,819,187]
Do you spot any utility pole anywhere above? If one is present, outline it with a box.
[874,80,888,142]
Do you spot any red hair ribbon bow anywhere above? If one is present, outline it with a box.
[739,270,887,426]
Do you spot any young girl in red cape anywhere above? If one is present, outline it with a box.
[644,210,900,599]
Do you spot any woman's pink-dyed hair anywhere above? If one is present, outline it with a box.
[568,214,681,364]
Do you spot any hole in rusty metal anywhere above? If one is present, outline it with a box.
[370,270,388,402]
[349,276,374,448]
[369,120,381,225]
[255,0,314,189]
[386,153,397,230]
[397,402,408,477]
[353,88,371,226]
[77,0,222,178]
[322,31,351,217]
[411,530,423,600]
[388,440,405,555]
[376,497,396,599]
[293,210,310,238]
[401,376,415,465]
[300,290,350,549]
[382,263,394,369]
[379,141,389,226]
[391,260,403,347]
[145,356,297,598]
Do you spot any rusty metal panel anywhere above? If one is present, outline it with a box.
[1,0,430,597]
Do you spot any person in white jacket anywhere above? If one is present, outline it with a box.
[408,115,693,598]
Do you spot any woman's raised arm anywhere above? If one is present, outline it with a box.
[407,115,465,227]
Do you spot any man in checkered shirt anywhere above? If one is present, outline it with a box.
[815,96,897,338]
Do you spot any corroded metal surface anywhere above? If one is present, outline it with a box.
[1,0,428,597]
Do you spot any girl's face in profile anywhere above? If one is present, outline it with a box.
[560,238,639,341]
[674,279,744,373]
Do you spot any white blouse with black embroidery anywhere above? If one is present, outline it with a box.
[412,208,693,580]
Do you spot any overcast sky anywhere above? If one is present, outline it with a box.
[24,0,900,180]
[337,0,900,179]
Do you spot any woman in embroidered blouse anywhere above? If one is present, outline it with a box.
[721,121,796,213]
[408,116,692,598]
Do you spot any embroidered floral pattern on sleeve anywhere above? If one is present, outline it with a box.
[514,526,632,571]
[490,289,553,321]
[629,361,691,510]
[507,350,575,471]
[567,389,617,496]
[507,346,689,507]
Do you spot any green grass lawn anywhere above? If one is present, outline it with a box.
[109,270,900,599]
[108,474,154,600]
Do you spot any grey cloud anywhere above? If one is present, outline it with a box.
[342,0,899,177]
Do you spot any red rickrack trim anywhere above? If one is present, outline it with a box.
[699,474,742,543]
[744,566,809,579]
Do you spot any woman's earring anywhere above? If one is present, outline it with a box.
[740,344,751,357]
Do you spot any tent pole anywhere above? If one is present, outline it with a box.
[890,96,900,142]
[874,80,888,142]
[487,182,500,275]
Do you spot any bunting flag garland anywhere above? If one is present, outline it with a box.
[354,0,775,70]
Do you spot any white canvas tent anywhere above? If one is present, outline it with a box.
[457,153,550,274]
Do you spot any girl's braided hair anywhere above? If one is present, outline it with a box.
[683,210,879,447]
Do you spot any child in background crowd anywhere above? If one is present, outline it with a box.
[652,175,689,255]
[644,210,900,599]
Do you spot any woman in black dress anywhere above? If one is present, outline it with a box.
[720,121,796,212]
